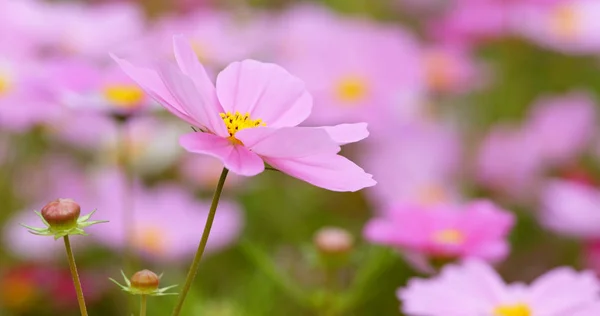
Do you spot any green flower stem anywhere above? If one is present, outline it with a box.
[117,118,136,273]
[140,295,147,316]
[171,168,229,316]
[63,235,88,316]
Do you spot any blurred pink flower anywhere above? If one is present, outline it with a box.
[0,56,61,132]
[153,10,270,68]
[422,45,482,94]
[364,200,514,264]
[113,35,375,191]
[88,170,243,261]
[514,0,600,54]
[179,154,244,190]
[540,179,600,239]
[399,259,600,316]
[524,92,596,165]
[42,2,146,59]
[428,0,511,47]
[275,4,424,127]
[362,122,461,208]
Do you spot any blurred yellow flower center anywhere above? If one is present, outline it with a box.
[134,226,166,255]
[417,184,448,205]
[220,111,266,143]
[103,84,145,108]
[493,303,531,316]
[432,229,464,245]
[425,52,454,91]
[0,75,10,96]
[191,40,209,63]
[551,4,579,39]
[336,76,368,104]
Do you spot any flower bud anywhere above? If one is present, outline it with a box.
[130,270,159,293]
[41,199,81,231]
[314,227,354,255]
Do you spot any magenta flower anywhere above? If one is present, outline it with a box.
[399,259,600,316]
[364,200,514,264]
[112,35,375,192]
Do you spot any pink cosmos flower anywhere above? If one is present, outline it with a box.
[523,92,596,165]
[362,122,461,208]
[540,179,600,239]
[88,170,242,261]
[399,259,600,316]
[514,0,600,55]
[274,4,424,127]
[476,125,544,199]
[364,200,514,264]
[112,35,375,192]
[421,44,483,94]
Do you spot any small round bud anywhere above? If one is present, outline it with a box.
[314,227,354,255]
[41,199,81,231]
[131,270,159,293]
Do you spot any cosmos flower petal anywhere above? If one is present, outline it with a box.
[321,123,369,145]
[236,126,340,158]
[172,35,223,113]
[179,132,264,176]
[264,153,376,192]
[157,64,228,136]
[215,59,312,127]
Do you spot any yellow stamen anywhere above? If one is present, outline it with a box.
[417,184,448,205]
[133,226,166,255]
[551,4,579,39]
[103,84,145,108]
[220,111,266,144]
[425,51,454,91]
[493,303,531,316]
[0,75,11,95]
[432,229,464,245]
[335,76,368,104]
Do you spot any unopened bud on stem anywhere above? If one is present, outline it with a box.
[41,199,81,231]
[131,270,160,293]
[314,226,354,255]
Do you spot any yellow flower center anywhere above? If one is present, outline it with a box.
[425,52,454,92]
[220,111,266,143]
[335,76,368,104]
[133,226,166,255]
[551,4,579,39]
[417,184,448,205]
[103,84,145,108]
[0,75,11,96]
[494,303,531,316]
[191,40,209,63]
[432,229,464,245]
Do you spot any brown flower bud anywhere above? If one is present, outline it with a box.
[314,227,354,255]
[41,199,81,231]
[130,270,159,293]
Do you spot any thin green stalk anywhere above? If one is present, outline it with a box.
[64,235,88,316]
[140,295,147,316]
[171,168,229,316]
[117,118,136,273]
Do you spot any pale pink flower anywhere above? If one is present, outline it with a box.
[514,0,600,54]
[476,125,544,199]
[274,4,424,127]
[112,35,375,192]
[362,122,461,208]
[524,92,596,165]
[364,200,514,263]
[421,44,482,94]
[540,179,600,239]
[88,170,242,261]
[399,259,600,316]
[179,154,244,190]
